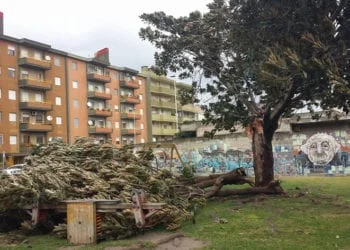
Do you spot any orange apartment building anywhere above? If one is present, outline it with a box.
[0,12,148,166]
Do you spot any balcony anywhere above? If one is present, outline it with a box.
[152,114,177,123]
[19,78,52,90]
[181,105,198,113]
[20,144,34,154]
[87,91,112,100]
[18,57,52,70]
[19,101,52,111]
[152,128,178,136]
[120,80,140,89]
[150,85,175,96]
[87,73,111,83]
[20,122,53,132]
[88,126,113,134]
[120,112,141,120]
[120,95,140,104]
[151,100,179,110]
[121,129,141,135]
[88,108,112,117]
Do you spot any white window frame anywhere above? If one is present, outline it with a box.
[55,97,62,106]
[73,118,79,128]
[54,57,61,66]
[54,77,61,86]
[9,113,16,122]
[72,81,78,89]
[56,117,62,125]
[10,135,17,145]
[8,90,16,100]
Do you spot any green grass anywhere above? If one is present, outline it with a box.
[1,176,350,250]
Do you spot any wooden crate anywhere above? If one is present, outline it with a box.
[66,200,97,244]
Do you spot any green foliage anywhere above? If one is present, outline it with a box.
[140,0,350,134]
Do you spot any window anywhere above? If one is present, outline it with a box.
[72,81,78,89]
[8,68,15,79]
[106,121,112,128]
[114,105,119,111]
[116,137,120,144]
[9,113,16,122]
[139,94,143,101]
[138,80,142,86]
[73,99,79,108]
[140,123,144,130]
[115,122,119,128]
[8,45,15,56]
[20,48,28,57]
[113,72,118,80]
[54,77,61,86]
[114,89,118,96]
[35,93,42,102]
[140,109,143,115]
[54,57,61,66]
[0,135,3,145]
[56,117,62,125]
[10,135,17,145]
[141,138,145,143]
[105,87,110,94]
[0,112,2,122]
[8,90,16,100]
[72,62,77,70]
[21,92,29,101]
[73,118,79,128]
[34,51,41,60]
[55,97,62,106]
[20,70,29,79]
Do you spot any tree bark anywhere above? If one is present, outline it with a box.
[251,118,275,187]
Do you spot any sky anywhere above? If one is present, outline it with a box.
[1,0,211,72]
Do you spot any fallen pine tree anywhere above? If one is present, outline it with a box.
[0,138,283,239]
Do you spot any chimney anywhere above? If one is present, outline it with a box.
[0,12,3,35]
[94,48,110,64]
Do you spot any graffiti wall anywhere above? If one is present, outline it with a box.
[148,125,350,176]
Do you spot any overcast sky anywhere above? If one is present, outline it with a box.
[1,0,210,72]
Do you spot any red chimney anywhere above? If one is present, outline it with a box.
[0,12,3,35]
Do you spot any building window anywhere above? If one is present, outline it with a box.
[56,117,62,125]
[54,77,61,86]
[54,57,61,66]
[0,112,2,122]
[8,46,16,56]
[140,123,144,130]
[8,68,15,79]
[8,90,16,100]
[114,89,118,96]
[141,138,145,143]
[55,97,62,106]
[72,81,78,89]
[114,105,119,111]
[10,135,17,145]
[138,80,142,86]
[9,113,16,122]
[106,121,112,128]
[33,51,41,60]
[139,94,143,101]
[140,109,143,115]
[115,122,119,129]
[73,118,79,128]
[72,62,77,70]
[113,72,118,80]
[0,135,3,145]
[20,48,28,57]
[105,87,110,94]
[73,99,79,108]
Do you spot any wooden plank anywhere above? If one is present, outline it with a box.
[66,201,96,244]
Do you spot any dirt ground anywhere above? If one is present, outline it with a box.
[104,232,207,250]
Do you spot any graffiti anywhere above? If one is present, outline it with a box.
[301,133,341,166]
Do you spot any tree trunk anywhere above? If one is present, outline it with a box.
[251,118,275,187]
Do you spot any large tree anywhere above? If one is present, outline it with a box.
[140,0,350,187]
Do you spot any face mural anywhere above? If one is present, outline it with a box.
[301,133,341,166]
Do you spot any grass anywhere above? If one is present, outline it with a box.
[1,176,350,250]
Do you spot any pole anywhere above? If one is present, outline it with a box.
[2,151,5,169]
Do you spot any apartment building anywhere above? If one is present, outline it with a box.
[140,67,200,142]
[0,12,147,166]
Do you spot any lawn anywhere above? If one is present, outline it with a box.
[1,176,349,250]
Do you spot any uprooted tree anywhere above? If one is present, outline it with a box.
[140,0,350,187]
